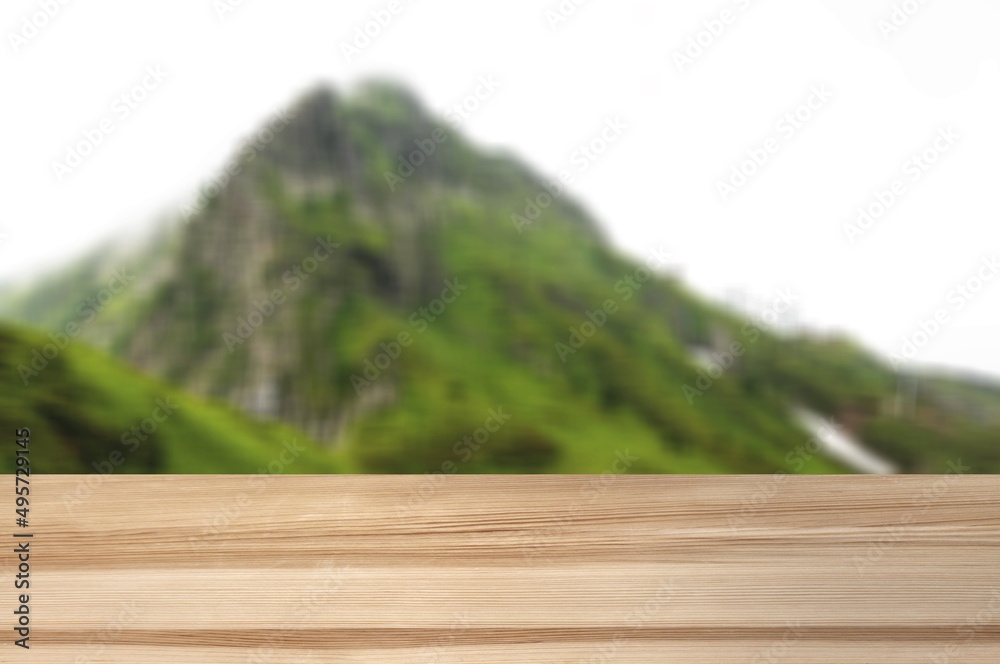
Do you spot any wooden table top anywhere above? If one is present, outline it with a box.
[9,475,1000,662]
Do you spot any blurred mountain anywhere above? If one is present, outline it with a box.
[3,81,999,473]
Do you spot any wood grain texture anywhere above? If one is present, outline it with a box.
[7,475,1000,662]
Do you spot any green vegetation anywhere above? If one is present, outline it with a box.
[2,82,998,474]
[0,323,341,474]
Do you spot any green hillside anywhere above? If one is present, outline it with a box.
[0,323,341,474]
[2,81,998,475]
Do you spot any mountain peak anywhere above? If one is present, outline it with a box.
[260,80,438,176]
[348,78,434,121]
[194,81,601,240]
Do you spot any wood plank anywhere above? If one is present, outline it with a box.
[6,475,1000,662]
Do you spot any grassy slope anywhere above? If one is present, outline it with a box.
[0,323,342,474]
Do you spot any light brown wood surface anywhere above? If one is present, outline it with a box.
[6,475,1000,662]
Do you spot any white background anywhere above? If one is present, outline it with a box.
[2,0,998,376]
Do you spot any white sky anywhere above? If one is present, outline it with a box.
[2,0,998,377]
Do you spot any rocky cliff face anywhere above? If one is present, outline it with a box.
[94,85,889,469]
[118,83,605,444]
